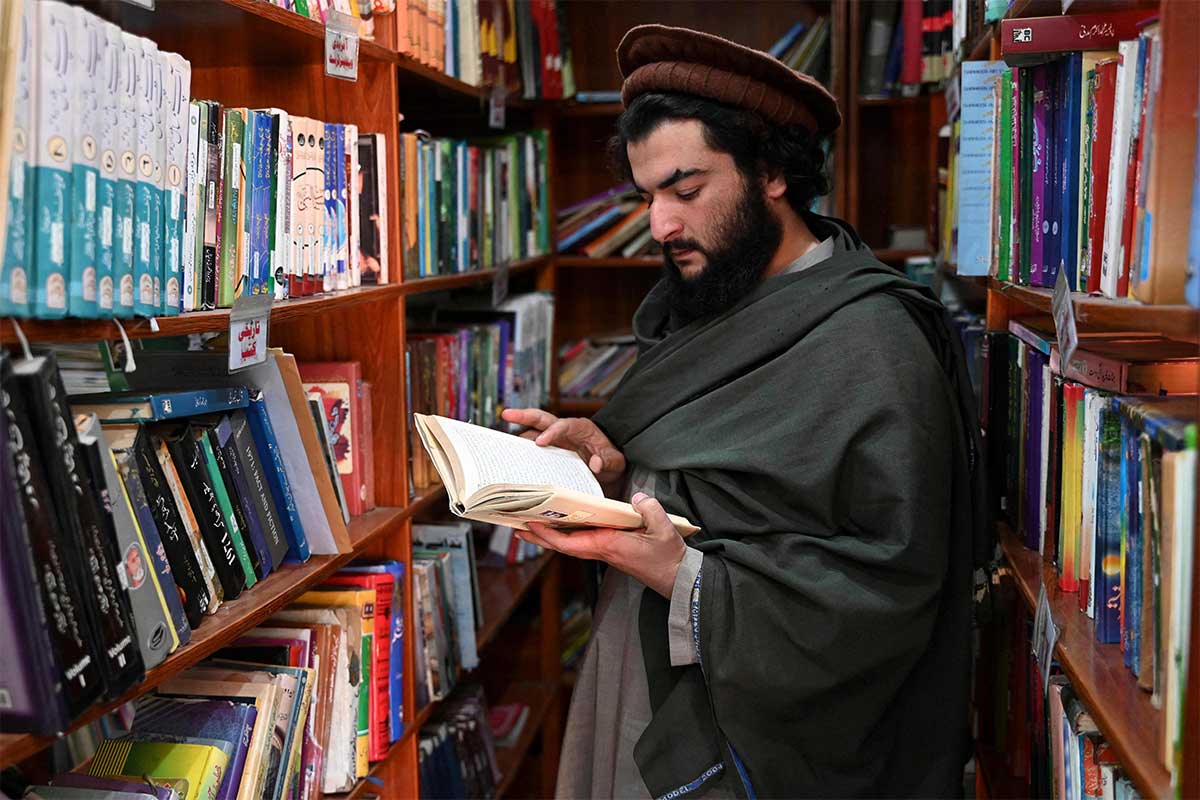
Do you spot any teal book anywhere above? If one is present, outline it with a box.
[133,36,163,315]
[67,10,105,319]
[160,53,191,315]
[113,31,140,317]
[95,20,122,317]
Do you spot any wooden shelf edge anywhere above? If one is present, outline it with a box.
[399,256,551,296]
[556,255,662,269]
[998,523,1172,799]
[495,680,557,799]
[404,485,448,521]
[857,94,931,107]
[476,552,555,653]
[987,278,1200,342]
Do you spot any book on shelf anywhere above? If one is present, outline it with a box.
[418,685,501,800]
[558,333,638,400]
[556,186,659,259]
[948,1,1199,303]
[858,0,950,97]
[413,412,700,536]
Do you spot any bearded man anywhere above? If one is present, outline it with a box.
[503,24,986,800]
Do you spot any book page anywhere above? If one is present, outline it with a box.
[433,416,602,499]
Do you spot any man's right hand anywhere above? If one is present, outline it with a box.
[501,407,627,490]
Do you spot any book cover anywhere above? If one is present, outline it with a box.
[1100,40,1139,297]
[1119,406,1141,671]
[154,437,224,610]
[88,739,228,800]
[250,110,273,296]
[414,523,480,670]
[322,572,392,760]
[133,35,163,315]
[48,773,179,800]
[245,389,309,563]
[299,361,366,518]
[160,52,190,315]
[113,33,139,316]
[218,108,244,307]
[214,412,275,577]
[66,8,104,319]
[999,10,1149,61]
[1086,58,1118,294]
[229,409,289,570]
[32,0,74,318]
[74,386,249,423]
[161,424,246,601]
[201,100,222,311]
[132,696,258,800]
[182,100,201,312]
[1,0,34,317]
[1079,391,1102,617]
[1029,63,1049,286]
[196,426,258,587]
[95,21,122,316]
[1019,67,1033,285]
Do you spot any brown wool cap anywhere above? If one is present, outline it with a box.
[617,24,841,136]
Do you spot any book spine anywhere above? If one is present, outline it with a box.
[1100,41,1137,297]
[135,38,164,315]
[67,9,103,319]
[154,439,223,610]
[245,392,309,562]
[999,11,1148,57]
[147,386,248,420]
[253,110,273,295]
[218,108,244,307]
[231,410,289,569]
[1,0,35,317]
[202,101,221,310]
[160,53,190,315]
[218,419,275,576]
[1043,59,1063,289]
[1117,36,1150,299]
[182,100,200,312]
[1087,60,1116,294]
[1030,64,1049,287]
[198,432,258,587]
[264,111,281,297]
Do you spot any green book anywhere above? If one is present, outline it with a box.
[89,739,228,800]
[439,140,455,273]
[294,0,310,18]
[219,108,245,307]
[1018,68,1033,286]
[532,130,551,255]
[997,71,1014,282]
[197,431,257,588]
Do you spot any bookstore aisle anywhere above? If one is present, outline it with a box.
[0,0,1198,799]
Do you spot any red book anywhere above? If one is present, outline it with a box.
[1001,10,1151,63]
[900,0,923,88]
[299,361,367,517]
[1086,59,1118,293]
[323,572,394,761]
[361,380,376,512]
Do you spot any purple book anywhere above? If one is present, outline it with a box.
[558,183,633,219]
[1030,64,1050,287]
[1022,348,1047,550]
[51,773,179,800]
[128,696,257,800]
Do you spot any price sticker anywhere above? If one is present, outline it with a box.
[228,293,273,372]
[325,10,360,82]
[1051,269,1079,366]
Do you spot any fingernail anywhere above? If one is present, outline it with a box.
[631,492,648,504]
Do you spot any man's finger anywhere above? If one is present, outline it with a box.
[632,493,676,536]
[534,418,577,447]
[501,407,558,432]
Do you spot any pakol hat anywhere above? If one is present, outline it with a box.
[617,24,841,136]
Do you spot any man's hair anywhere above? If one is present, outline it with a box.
[608,92,831,214]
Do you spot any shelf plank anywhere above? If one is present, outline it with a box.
[399,256,550,296]
[555,397,607,415]
[477,553,555,653]
[494,680,557,799]
[0,508,404,769]
[0,284,405,345]
[405,484,449,521]
[857,94,931,107]
[966,27,995,62]
[556,102,624,118]
[999,523,1170,800]
[988,278,1200,342]
[557,255,662,269]
[873,248,931,262]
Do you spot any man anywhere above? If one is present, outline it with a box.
[502,24,985,799]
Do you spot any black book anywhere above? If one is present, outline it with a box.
[211,413,273,578]
[118,425,210,628]
[17,354,143,699]
[201,100,222,311]
[0,354,76,733]
[229,409,289,571]
[197,420,266,580]
[160,424,246,601]
[212,644,292,667]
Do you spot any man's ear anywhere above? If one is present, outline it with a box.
[763,170,788,201]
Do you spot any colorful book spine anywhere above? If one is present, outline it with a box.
[32,0,75,319]
[132,36,161,315]
[1030,63,1049,287]
[113,33,139,317]
[182,101,200,312]
[66,8,103,318]
[1100,40,1138,297]
[200,101,221,310]
[1,0,35,317]
[218,108,244,307]
[1095,402,1123,644]
[251,111,272,296]
[197,433,257,589]
[324,122,338,293]
[160,53,190,315]
[246,390,310,564]
[95,21,121,316]
[997,70,1014,282]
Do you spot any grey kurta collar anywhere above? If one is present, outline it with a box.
[780,236,835,276]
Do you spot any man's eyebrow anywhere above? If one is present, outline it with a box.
[634,168,708,195]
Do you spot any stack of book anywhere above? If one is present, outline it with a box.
[980,317,1197,783]
[418,685,502,799]
[405,292,554,493]
[766,17,832,88]
[952,7,1200,306]
[269,0,391,36]
[0,344,389,737]
[0,2,390,321]
[399,131,549,280]
[558,333,638,400]
[859,0,955,98]
[557,186,655,259]
[412,523,482,707]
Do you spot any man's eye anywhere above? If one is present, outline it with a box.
[678,189,699,201]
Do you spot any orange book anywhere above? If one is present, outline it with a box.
[401,133,420,279]
[582,203,650,258]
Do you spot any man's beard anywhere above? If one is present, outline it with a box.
[661,182,783,325]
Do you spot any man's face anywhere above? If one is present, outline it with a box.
[628,119,782,322]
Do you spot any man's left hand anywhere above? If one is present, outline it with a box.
[519,492,687,599]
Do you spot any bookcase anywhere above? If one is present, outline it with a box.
[0,2,564,796]
[947,2,1200,798]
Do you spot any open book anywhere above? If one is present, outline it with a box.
[413,414,699,537]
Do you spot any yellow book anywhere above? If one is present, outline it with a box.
[88,740,228,800]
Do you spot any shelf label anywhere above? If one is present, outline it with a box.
[1051,268,1079,366]
[228,293,274,372]
[492,260,509,307]
[1031,583,1060,696]
[489,86,507,130]
[325,11,360,83]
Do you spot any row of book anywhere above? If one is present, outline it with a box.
[980,604,1147,799]
[766,17,832,89]
[949,0,1009,65]
[558,334,637,400]
[0,1,391,321]
[16,556,407,800]
[952,8,1200,306]
[270,0,396,38]
[979,317,1197,781]
[405,291,554,493]
[859,0,956,98]
[399,131,549,279]
[0,343,397,737]
[557,186,656,259]
[417,686,502,800]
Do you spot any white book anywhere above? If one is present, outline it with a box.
[132,33,161,314]
[182,101,199,312]
[1077,51,1116,286]
[95,21,122,316]
[374,133,388,283]
[67,6,104,318]
[32,0,76,318]
[160,51,190,316]
[1099,38,1139,298]
[1079,391,1101,620]
[1,0,36,316]
[113,31,139,316]
[346,123,359,288]
[261,108,291,299]
[191,100,208,310]
[1164,447,1196,779]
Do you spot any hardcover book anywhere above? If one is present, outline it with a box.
[155,437,224,610]
[67,8,104,318]
[160,52,190,315]
[88,739,228,800]
[113,32,140,316]
[95,20,122,315]
[230,409,290,569]
[245,389,309,562]
[133,35,163,315]
[299,361,366,517]
[73,386,249,423]
[195,426,258,588]
[1,0,34,317]
[131,697,257,800]
[213,412,275,577]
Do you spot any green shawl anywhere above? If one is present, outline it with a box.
[593,214,984,799]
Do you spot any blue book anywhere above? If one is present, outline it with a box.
[115,449,192,647]
[245,390,309,563]
[214,414,273,579]
[1187,117,1200,309]
[1119,406,1141,672]
[323,122,339,292]
[334,124,348,289]
[1022,349,1046,550]
[113,33,139,318]
[427,140,438,275]
[342,560,405,741]
[73,386,249,422]
[1059,54,1083,290]
[1094,403,1122,644]
[252,110,273,295]
[133,39,164,316]
[956,61,1008,276]
[557,205,626,252]
[768,21,807,58]
[131,697,257,800]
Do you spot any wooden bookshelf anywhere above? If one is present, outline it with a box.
[557,255,662,269]
[873,248,932,262]
[857,94,930,107]
[974,743,1028,799]
[399,255,550,296]
[494,680,558,798]
[556,101,624,118]
[477,553,556,652]
[998,524,1170,799]
[555,397,607,415]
